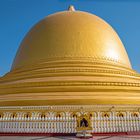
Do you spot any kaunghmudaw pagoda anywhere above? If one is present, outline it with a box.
[0,6,140,137]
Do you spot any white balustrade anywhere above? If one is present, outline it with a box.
[0,110,140,134]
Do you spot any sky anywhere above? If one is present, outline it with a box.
[0,0,140,76]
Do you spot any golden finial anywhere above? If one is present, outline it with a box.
[68,5,75,11]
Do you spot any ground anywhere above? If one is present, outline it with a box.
[0,136,140,140]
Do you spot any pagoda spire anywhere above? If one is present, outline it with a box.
[68,5,75,11]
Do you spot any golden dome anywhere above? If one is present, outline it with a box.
[0,7,140,106]
[12,9,131,70]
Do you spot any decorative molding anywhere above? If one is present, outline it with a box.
[11,57,132,72]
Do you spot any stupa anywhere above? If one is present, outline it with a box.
[0,6,140,136]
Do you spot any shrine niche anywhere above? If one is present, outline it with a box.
[80,118,88,127]
[76,113,92,138]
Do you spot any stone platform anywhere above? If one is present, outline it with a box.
[0,136,140,140]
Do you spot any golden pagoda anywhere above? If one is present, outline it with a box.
[0,6,140,136]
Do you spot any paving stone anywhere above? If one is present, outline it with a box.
[0,136,140,140]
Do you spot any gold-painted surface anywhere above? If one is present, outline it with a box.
[0,9,140,106]
[0,97,140,106]
[0,57,140,106]
[12,10,131,70]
